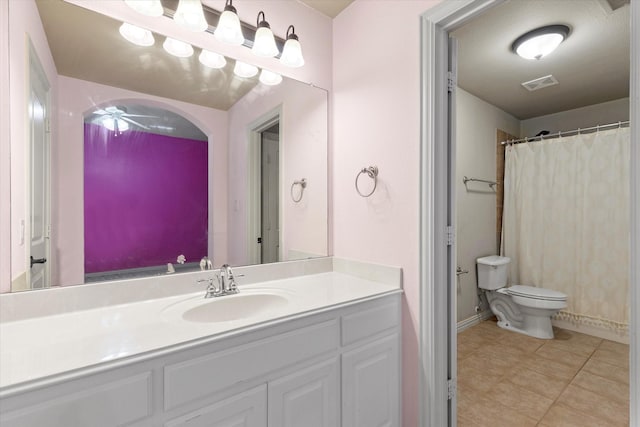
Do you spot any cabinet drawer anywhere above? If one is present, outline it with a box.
[341,299,399,346]
[0,372,152,427]
[164,319,339,410]
[165,385,266,427]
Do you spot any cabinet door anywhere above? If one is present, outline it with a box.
[165,385,266,427]
[342,333,400,427]
[268,358,339,427]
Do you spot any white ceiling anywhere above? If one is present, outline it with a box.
[451,0,630,120]
[298,0,354,18]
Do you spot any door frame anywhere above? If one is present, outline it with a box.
[246,106,283,265]
[418,1,640,426]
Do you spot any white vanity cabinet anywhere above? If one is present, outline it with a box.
[0,293,400,427]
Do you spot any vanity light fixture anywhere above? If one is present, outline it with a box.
[259,69,283,86]
[199,49,227,69]
[124,0,164,17]
[173,0,208,32]
[251,11,279,58]
[511,25,570,60]
[214,0,245,45]
[280,25,304,68]
[163,37,194,57]
[234,61,259,78]
[119,22,155,47]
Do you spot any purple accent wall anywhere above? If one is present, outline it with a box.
[84,123,208,273]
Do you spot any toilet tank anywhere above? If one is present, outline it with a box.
[476,255,510,290]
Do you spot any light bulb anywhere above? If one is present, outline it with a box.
[163,37,194,58]
[119,23,155,47]
[103,118,129,132]
[280,25,304,68]
[259,70,282,86]
[233,61,258,78]
[199,50,227,69]
[214,0,245,45]
[251,12,278,58]
[124,0,163,17]
[516,34,564,60]
[174,0,208,32]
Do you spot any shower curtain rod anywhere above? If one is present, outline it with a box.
[501,120,630,145]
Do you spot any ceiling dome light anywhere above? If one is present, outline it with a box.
[163,37,194,57]
[199,49,227,69]
[251,11,279,58]
[511,25,570,60]
[174,0,208,32]
[233,61,258,78]
[259,69,283,86]
[119,23,155,47]
[280,25,304,68]
[214,0,245,45]
[124,0,163,17]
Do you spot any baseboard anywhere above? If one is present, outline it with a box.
[552,318,629,344]
[457,310,493,333]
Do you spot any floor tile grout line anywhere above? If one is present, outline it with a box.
[458,321,630,426]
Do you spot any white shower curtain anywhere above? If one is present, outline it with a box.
[501,127,630,333]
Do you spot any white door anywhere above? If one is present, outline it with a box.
[28,44,50,290]
[260,130,279,264]
[268,358,339,427]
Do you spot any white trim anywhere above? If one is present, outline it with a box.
[0,0,11,291]
[245,106,282,265]
[456,311,493,333]
[629,1,639,423]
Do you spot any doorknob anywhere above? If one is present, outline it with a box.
[30,256,47,268]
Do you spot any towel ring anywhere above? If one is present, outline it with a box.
[290,178,307,203]
[355,166,378,197]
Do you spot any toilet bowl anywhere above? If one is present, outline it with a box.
[477,256,567,339]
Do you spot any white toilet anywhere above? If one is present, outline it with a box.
[477,255,567,339]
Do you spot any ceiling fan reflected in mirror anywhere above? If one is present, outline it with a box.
[91,106,156,133]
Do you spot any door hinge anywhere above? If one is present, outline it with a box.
[446,226,455,246]
[45,118,51,133]
[447,71,456,93]
[447,379,457,400]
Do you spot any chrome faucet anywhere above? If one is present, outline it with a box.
[198,264,241,299]
[217,264,239,295]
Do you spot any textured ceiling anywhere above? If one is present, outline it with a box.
[451,0,630,120]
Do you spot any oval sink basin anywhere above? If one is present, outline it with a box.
[181,293,289,323]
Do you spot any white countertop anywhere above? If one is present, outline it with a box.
[0,271,400,393]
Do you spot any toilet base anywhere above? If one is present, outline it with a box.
[486,290,557,340]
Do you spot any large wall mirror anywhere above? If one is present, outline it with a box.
[7,0,328,293]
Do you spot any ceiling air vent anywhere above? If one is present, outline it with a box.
[521,74,558,92]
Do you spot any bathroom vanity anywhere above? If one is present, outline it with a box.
[0,258,402,427]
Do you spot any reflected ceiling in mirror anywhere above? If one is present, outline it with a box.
[37,0,258,110]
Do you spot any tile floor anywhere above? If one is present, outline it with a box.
[457,320,630,427]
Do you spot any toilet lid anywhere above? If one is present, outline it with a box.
[507,285,567,301]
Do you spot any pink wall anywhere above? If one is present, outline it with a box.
[56,76,229,286]
[8,0,59,291]
[227,80,328,265]
[333,1,441,425]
